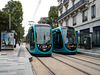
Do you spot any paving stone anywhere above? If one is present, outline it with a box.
[0,44,33,75]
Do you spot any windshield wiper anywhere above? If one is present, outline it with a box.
[44,34,45,44]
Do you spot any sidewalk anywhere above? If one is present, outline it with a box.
[0,44,33,75]
[77,47,100,58]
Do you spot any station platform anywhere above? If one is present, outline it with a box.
[77,48,100,58]
[0,44,33,75]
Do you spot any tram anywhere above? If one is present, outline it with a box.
[52,26,78,54]
[26,24,53,56]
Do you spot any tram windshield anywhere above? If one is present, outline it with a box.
[62,27,77,44]
[35,26,52,45]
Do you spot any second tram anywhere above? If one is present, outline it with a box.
[52,26,78,54]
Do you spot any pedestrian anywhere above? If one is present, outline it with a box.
[18,40,21,46]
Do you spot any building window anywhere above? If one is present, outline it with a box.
[82,9,88,22]
[73,0,75,5]
[60,23,62,26]
[72,0,75,5]
[60,10,62,15]
[62,0,63,3]
[80,28,90,47]
[93,26,100,47]
[91,5,96,19]
[73,15,76,26]
[65,6,68,11]
[66,20,68,26]
[60,0,62,4]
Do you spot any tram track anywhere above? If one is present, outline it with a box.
[53,53,100,71]
[66,55,100,66]
[36,57,55,75]
[31,53,100,75]
[51,56,91,75]
[53,53,100,66]
[67,54,100,66]
[52,53,100,75]
[32,56,87,75]
[76,53,100,60]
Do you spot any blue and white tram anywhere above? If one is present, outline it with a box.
[52,26,78,54]
[26,24,53,56]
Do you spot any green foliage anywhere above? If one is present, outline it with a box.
[38,6,58,29]
[0,11,9,30]
[2,0,24,42]
[48,6,58,27]
[38,17,49,24]
[52,25,58,29]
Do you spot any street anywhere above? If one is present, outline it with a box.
[0,44,100,75]
[31,52,100,75]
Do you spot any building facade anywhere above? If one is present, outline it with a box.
[58,0,100,47]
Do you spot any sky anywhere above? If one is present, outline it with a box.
[0,0,58,36]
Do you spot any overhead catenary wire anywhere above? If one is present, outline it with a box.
[32,0,42,21]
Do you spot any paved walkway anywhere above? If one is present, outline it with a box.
[0,44,33,75]
[77,47,100,58]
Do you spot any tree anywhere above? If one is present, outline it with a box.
[38,6,58,29]
[48,6,58,27]
[38,17,49,24]
[0,11,9,30]
[2,0,24,41]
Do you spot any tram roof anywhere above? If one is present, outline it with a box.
[54,26,74,29]
[52,26,74,31]
[31,24,50,27]
[60,26,74,29]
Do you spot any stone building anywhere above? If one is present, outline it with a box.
[57,0,100,47]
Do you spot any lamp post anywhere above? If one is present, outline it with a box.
[9,14,11,30]
[8,9,11,31]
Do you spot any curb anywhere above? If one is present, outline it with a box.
[24,46,33,75]
[29,57,33,62]
[77,51,100,58]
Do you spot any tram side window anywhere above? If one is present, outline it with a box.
[53,32,56,48]
[30,28,35,50]
[53,30,63,49]
[26,33,30,44]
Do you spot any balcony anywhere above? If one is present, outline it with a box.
[58,0,89,21]
[58,3,63,9]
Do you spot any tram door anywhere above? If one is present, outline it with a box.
[30,28,35,50]
[53,30,63,49]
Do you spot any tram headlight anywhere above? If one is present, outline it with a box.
[48,46,50,48]
[48,45,51,48]
[38,45,41,48]
[39,46,41,48]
